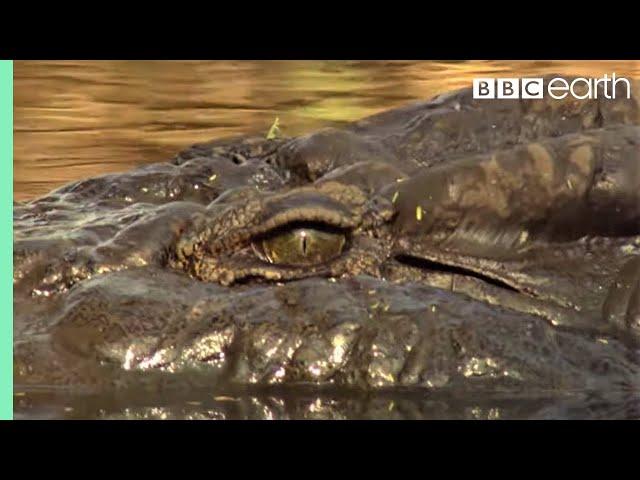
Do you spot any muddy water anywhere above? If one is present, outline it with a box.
[14,60,640,201]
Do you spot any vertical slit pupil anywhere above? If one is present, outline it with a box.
[301,233,308,255]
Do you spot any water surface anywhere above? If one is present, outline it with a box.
[14,60,640,201]
[13,60,640,419]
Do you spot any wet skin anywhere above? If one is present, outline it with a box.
[13,77,640,419]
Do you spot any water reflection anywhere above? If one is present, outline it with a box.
[14,388,640,420]
[14,60,640,201]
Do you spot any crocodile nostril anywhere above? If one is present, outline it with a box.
[231,153,247,165]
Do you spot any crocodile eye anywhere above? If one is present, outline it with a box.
[252,225,346,267]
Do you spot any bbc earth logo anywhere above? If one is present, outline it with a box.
[473,74,632,100]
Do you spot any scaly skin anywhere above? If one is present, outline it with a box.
[13,77,640,419]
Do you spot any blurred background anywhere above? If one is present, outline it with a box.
[13,60,640,201]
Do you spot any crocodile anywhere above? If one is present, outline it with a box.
[13,77,640,419]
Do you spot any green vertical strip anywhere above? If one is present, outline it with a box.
[0,61,13,420]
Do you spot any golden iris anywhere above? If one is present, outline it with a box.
[253,227,346,266]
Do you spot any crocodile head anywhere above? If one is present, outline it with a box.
[13,77,640,419]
